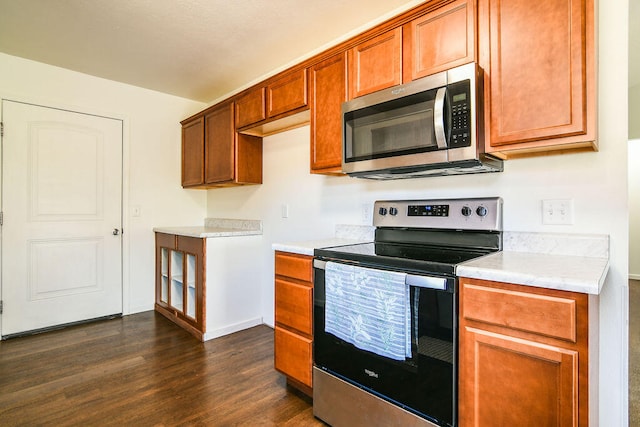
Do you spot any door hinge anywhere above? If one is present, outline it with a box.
[0,211,3,226]
[0,301,3,314]
[1,122,3,137]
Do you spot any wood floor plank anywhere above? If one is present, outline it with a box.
[0,311,325,426]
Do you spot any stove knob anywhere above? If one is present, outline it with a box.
[476,206,488,217]
[389,207,398,216]
[461,206,472,217]
[378,207,388,216]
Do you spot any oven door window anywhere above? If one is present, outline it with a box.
[344,89,442,163]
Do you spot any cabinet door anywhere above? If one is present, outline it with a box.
[235,87,266,129]
[459,326,579,426]
[155,233,176,308]
[177,236,205,333]
[479,0,594,151]
[403,0,475,82]
[181,116,205,187]
[348,27,402,99]
[204,102,235,184]
[267,68,308,118]
[310,52,347,173]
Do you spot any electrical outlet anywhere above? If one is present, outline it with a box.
[542,199,574,225]
[361,203,372,224]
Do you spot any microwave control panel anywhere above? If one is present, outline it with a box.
[448,80,471,148]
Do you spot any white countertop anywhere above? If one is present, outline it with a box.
[274,229,609,295]
[457,251,609,295]
[154,225,262,238]
[154,218,262,238]
[273,238,367,256]
[272,224,375,256]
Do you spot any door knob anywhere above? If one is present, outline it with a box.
[113,228,120,235]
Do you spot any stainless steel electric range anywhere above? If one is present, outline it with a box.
[313,197,502,427]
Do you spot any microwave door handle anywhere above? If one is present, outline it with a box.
[434,87,448,149]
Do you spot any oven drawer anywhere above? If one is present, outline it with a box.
[275,278,313,335]
[275,251,313,282]
[275,326,313,387]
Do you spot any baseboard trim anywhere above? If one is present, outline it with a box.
[203,317,263,341]
[630,274,640,281]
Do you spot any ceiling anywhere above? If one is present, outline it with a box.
[0,0,422,103]
[0,0,637,103]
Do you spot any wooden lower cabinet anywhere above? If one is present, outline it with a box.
[155,233,205,340]
[459,277,589,426]
[274,251,314,395]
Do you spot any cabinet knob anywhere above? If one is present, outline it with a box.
[113,228,120,236]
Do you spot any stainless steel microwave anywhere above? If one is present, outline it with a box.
[342,63,502,179]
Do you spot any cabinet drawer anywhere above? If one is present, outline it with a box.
[275,278,312,335]
[461,281,578,342]
[275,252,313,282]
[267,68,308,118]
[235,87,266,128]
[274,326,313,387]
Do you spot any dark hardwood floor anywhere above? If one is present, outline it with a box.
[0,311,325,426]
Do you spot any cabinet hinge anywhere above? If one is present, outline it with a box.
[1,122,3,137]
[0,300,3,314]
[0,211,3,226]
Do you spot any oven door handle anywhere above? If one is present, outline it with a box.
[314,260,447,291]
[405,274,447,290]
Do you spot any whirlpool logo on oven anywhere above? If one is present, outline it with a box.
[364,368,379,379]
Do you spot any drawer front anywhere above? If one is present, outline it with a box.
[275,252,313,282]
[461,281,577,342]
[274,326,313,387]
[275,278,312,335]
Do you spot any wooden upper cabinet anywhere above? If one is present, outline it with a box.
[310,52,347,174]
[181,101,262,189]
[478,0,596,156]
[235,87,266,129]
[205,102,235,184]
[403,0,475,82]
[181,116,205,187]
[348,27,402,99]
[268,68,308,118]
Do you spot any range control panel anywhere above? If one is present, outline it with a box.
[373,197,502,231]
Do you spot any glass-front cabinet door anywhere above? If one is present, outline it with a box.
[155,233,205,339]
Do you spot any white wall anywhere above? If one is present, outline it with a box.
[0,52,208,314]
[630,83,640,139]
[207,0,630,424]
[631,140,640,279]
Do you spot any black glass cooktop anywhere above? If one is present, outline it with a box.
[314,242,492,277]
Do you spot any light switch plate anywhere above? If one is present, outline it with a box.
[542,199,574,225]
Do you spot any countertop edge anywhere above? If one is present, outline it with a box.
[457,251,609,295]
[153,226,263,238]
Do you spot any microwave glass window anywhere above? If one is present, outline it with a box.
[345,91,439,162]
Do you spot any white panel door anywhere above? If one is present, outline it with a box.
[1,100,123,337]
